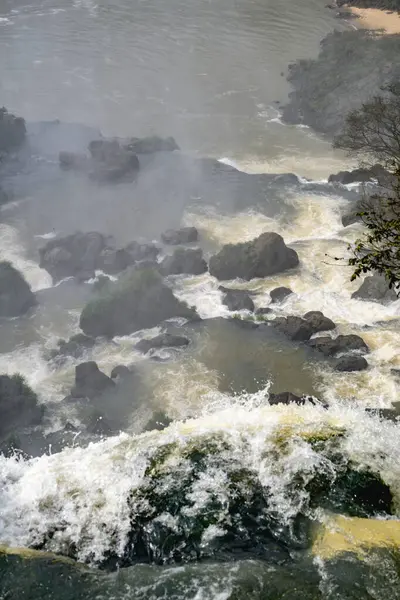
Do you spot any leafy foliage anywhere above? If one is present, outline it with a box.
[334,83,400,289]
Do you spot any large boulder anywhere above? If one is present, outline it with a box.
[160,248,207,276]
[39,232,107,282]
[161,227,199,245]
[351,274,398,304]
[70,361,115,399]
[80,267,198,338]
[0,107,26,152]
[272,316,314,341]
[88,139,140,182]
[270,287,293,303]
[135,333,190,354]
[0,374,43,442]
[334,356,369,372]
[303,311,336,333]
[220,287,255,312]
[0,262,36,317]
[308,334,369,356]
[209,232,299,281]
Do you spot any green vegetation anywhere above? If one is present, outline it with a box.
[334,83,400,289]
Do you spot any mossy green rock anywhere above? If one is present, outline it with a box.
[79,267,198,337]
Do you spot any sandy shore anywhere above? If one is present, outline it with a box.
[349,7,400,34]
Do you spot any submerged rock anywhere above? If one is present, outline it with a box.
[333,356,368,372]
[160,247,207,276]
[220,287,255,312]
[80,267,198,337]
[70,361,115,399]
[209,232,299,281]
[135,333,190,354]
[0,107,26,152]
[351,273,398,304]
[161,226,199,245]
[308,334,369,356]
[0,261,36,317]
[110,365,133,380]
[123,135,179,154]
[270,286,293,303]
[0,374,43,442]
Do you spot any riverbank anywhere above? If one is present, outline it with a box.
[350,6,400,32]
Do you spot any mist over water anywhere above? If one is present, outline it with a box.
[0,0,400,598]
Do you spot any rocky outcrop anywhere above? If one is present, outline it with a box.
[209,232,299,281]
[87,139,140,182]
[70,361,115,399]
[110,365,133,380]
[303,311,336,333]
[220,288,255,312]
[334,356,369,372]
[270,287,293,303]
[272,311,336,341]
[49,334,96,362]
[272,316,314,341]
[0,262,36,317]
[161,227,199,245]
[351,274,398,303]
[80,266,198,338]
[328,165,388,186]
[39,232,107,282]
[160,248,207,276]
[282,29,400,136]
[39,233,159,282]
[0,374,43,442]
[308,334,369,356]
[135,333,190,354]
[0,107,26,152]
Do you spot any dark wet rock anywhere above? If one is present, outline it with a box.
[255,306,273,316]
[39,231,107,282]
[110,365,133,380]
[269,391,309,405]
[123,135,179,154]
[98,248,134,275]
[124,241,160,263]
[342,210,361,227]
[351,273,398,303]
[49,333,96,362]
[220,288,255,312]
[209,232,299,281]
[334,356,369,372]
[93,274,113,293]
[303,311,336,333]
[272,316,314,341]
[328,165,388,185]
[144,411,173,432]
[161,227,199,245]
[270,287,293,303]
[88,139,140,182]
[160,247,207,276]
[71,361,115,399]
[0,374,43,442]
[391,368,400,378]
[0,261,36,317]
[135,333,190,354]
[0,107,26,152]
[80,267,198,338]
[282,29,400,136]
[308,334,369,356]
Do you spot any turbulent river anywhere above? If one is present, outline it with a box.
[0,0,400,598]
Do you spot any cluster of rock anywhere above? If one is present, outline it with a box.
[59,135,179,183]
[0,107,26,154]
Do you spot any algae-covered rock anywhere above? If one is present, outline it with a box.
[79,267,198,337]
